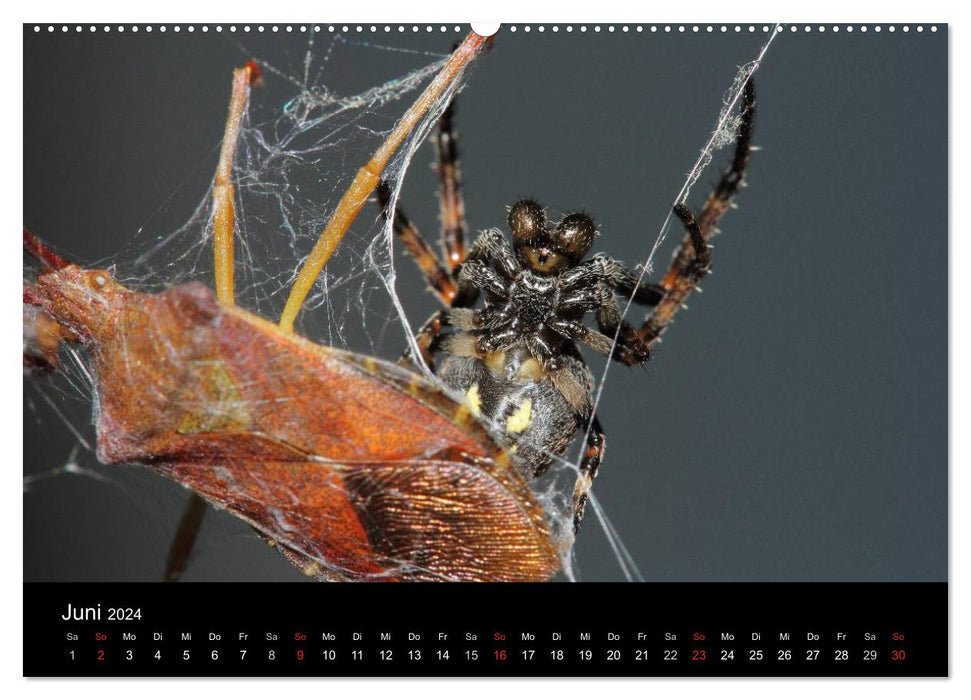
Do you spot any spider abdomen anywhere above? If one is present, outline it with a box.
[438,344,593,480]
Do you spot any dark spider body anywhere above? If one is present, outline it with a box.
[435,201,655,486]
[378,78,757,533]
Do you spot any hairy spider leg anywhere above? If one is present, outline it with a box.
[408,310,451,370]
[163,61,261,583]
[412,229,520,368]
[279,31,491,334]
[376,182,457,306]
[640,79,757,345]
[572,415,605,532]
[552,256,660,367]
[435,102,468,271]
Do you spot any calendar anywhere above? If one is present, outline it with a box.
[25,583,947,676]
[23,21,948,680]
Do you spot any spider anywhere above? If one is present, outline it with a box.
[378,78,757,531]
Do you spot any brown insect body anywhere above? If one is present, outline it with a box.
[31,263,562,582]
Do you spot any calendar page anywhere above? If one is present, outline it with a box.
[22,20,947,677]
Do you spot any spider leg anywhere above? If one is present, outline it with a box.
[699,79,757,234]
[638,200,713,346]
[557,260,653,365]
[595,255,665,306]
[435,102,469,271]
[402,309,450,371]
[640,79,756,345]
[164,61,260,583]
[463,229,520,279]
[547,318,614,359]
[560,255,664,312]
[457,258,511,303]
[548,304,650,367]
[571,414,605,532]
[376,182,457,306]
[595,295,652,365]
[520,333,567,371]
[481,327,524,355]
[387,230,519,371]
[449,229,520,306]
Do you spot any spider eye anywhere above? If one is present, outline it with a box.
[553,213,596,262]
[508,199,546,244]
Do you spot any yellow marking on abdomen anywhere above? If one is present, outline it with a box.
[464,383,482,417]
[506,399,533,434]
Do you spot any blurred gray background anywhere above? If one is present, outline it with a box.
[23,24,947,582]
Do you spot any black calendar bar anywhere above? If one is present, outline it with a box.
[24,582,946,677]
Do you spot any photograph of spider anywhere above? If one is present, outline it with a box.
[24,25,945,585]
[376,78,754,534]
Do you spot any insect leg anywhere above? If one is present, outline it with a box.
[163,493,208,581]
[640,79,756,345]
[164,61,260,583]
[211,61,261,306]
[24,226,70,271]
[279,32,491,333]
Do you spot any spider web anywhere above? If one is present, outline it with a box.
[25,26,783,583]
